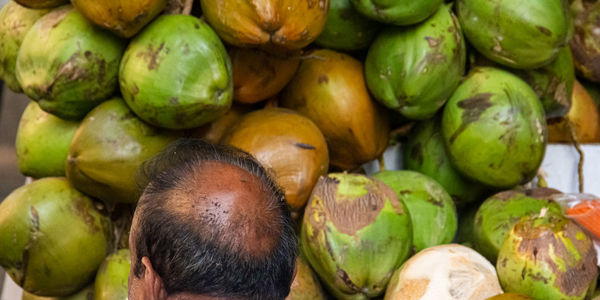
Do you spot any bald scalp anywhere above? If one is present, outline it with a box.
[130,139,297,299]
[162,161,281,257]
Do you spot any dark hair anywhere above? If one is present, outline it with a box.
[132,139,297,299]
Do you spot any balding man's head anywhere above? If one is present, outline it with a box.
[128,139,297,300]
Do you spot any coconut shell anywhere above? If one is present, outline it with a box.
[286,255,327,300]
[571,0,600,83]
[200,0,329,53]
[66,98,180,204]
[16,101,79,178]
[119,14,233,130]
[497,214,598,300]
[384,244,503,300]
[442,67,547,188]
[473,188,563,263]
[374,170,457,252]
[94,249,130,300]
[14,0,67,9]
[231,48,300,104]
[301,173,413,299]
[548,80,600,143]
[0,178,112,297]
[222,108,329,210]
[282,49,390,170]
[0,1,49,93]
[71,0,167,38]
[16,6,126,120]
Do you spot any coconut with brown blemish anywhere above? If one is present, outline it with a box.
[300,173,412,299]
[15,5,126,121]
[0,178,112,297]
[0,1,49,93]
[496,212,598,300]
[384,244,502,300]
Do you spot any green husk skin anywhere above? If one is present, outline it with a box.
[457,0,573,69]
[571,0,600,83]
[16,6,125,120]
[365,4,466,120]
[66,98,179,204]
[403,114,488,206]
[119,15,233,130]
[441,67,547,188]
[314,0,379,51]
[0,178,112,297]
[374,170,457,252]
[22,285,94,300]
[301,173,412,300]
[0,1,49,93]
[473,189,563,263]
[497,214,598,300]
[94,249,130,300]
[16,101,79,178]
[470,46,575,119]
[350,0,442,26]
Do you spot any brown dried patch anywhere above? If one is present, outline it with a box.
[295,143,316,150]
[136,42,165,70]
[310,176,396,235]
[318,74,328,84]
[516,218,597,296]
[396,279,430,300]
[536,26,552,36]
[449,93,494,144]
[39,6,70,31]
[524,187,561,199]
[72,196,99,234]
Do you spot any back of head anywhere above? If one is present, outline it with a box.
[131,139,297,299]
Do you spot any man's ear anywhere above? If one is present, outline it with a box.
[141,256,168,300]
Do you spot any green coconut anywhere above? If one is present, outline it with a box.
[286,255,327,300]
[66,98,179,204]
[0,178,112,297]
[119,14,233,130]
[22,285,94,300]
[374,170,457,252]
[16,101,79,178]
[350,0,443,26]
[301,173,413,299]
[472,188,563,263]
[16,6,125,120]
[365,4,466,120]
[571,0,600,83]
[403,114,487,206]
[457,0,573,69]
[0,1,49,93]
[441,67,547,188]
[314,0,379,51]
[94,249,130,300]
[14,0,67,9]
[497,213,598,300]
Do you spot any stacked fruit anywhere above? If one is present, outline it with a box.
[1,0,600,299]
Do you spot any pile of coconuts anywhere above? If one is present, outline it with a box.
[1,0,600,299]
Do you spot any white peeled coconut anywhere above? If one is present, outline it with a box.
[384,244,503,300]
